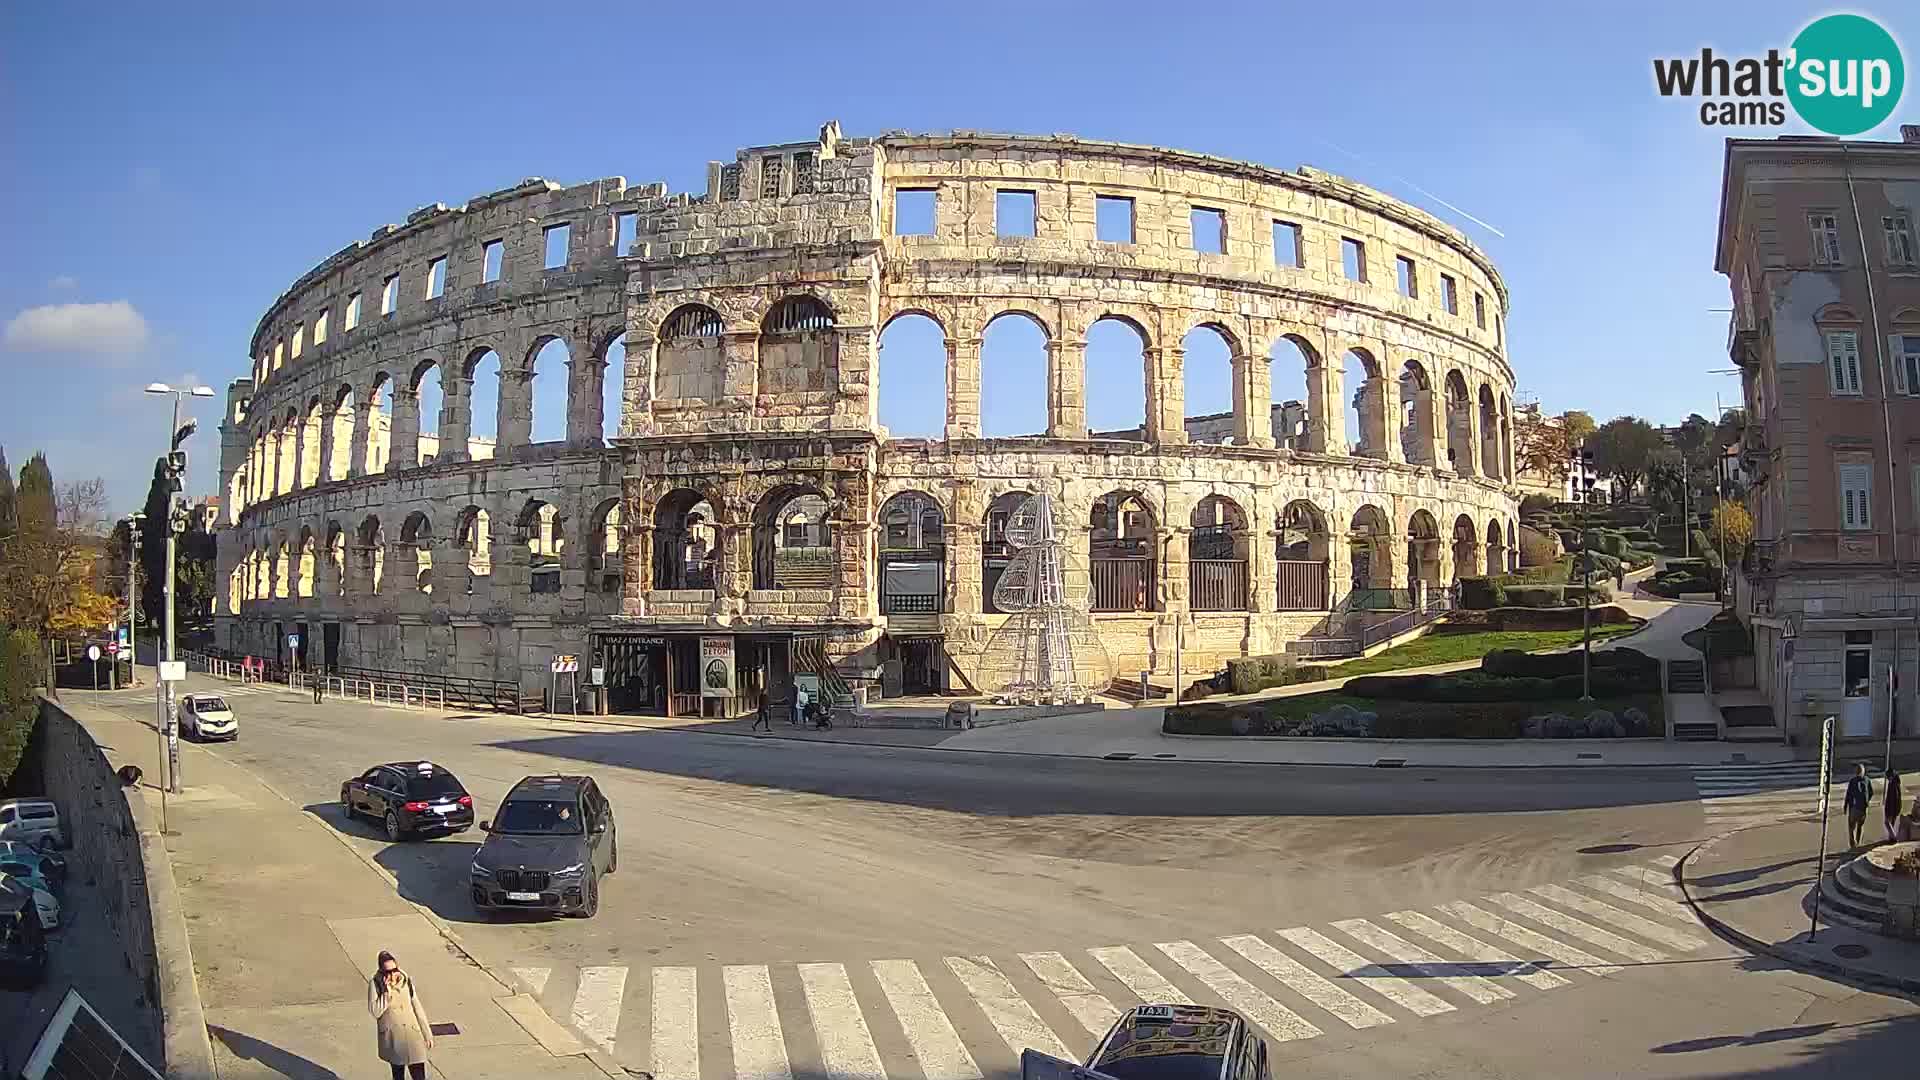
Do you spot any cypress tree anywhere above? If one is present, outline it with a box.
[0,446,14,539]
[16,452,54,536]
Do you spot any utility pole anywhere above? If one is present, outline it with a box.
[124,514,144,692]
[1573,447,1595,701]
[145,380,211,796]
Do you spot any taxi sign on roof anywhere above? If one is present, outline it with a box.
[1135,1005,1177,1021]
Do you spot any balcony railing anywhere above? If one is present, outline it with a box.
[1274,559,1328,610]
[1190,559,1249,612]
[1092,558,1154,612]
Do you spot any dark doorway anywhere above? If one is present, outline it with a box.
[323,623,341,673]
[901,639,942,694]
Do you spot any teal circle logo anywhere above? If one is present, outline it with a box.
[1787,14,1904,136]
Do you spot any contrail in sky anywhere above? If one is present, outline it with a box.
[1315,139,1507,239]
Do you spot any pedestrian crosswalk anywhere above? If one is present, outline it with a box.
[1691,763,1823,832]
[508,856,1715,1074]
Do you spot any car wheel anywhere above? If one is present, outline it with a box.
[340,789,355,819]
[581,872,599,918]
[607,843,617,875]
[384,810,403,842]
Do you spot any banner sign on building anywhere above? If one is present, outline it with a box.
[700,636,735,698]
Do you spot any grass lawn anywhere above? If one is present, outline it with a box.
[1168,690,1664,739]
[1315,625,1640,679]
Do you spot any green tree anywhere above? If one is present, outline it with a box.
[1560,410,1597,445]
[1646,451,1684,530]
[0,627,40,788]
[0,475,110,693]
[16,452,53,536]
[0,446,14,542]
[1709,499,1754,554]
[1587,416,1665,500]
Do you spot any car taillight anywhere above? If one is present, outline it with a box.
[457,795,473,807]
[403,801,429,812]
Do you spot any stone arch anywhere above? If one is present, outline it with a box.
[653,487,719,591]
[1499,392,1514,483]
[982,489,1037,614]
[1182,323,1237,443]
[1342,347,1385,458]
[299,396,323,488]
[515,498,562,595]
[1398,359,1437,466]
[1268,332,1322,451]
[1486,517,1507,575]
[1407,509,1443,588]
[1348,504,1392,593]
[1478,383,1500,480]
[401,511,435,594]
[1276,498,1331,610]
[463,346,503,451]
[598,328,628,445]
[272,535,291,599]
[325,521,346,596]
[410,358,444,466]
[327,384,355,482]
[656,303,726,403]
[453,505,492,592]
[295,526,317,599]
[1452,513,1482,579]
[357,514,385,595]
[1085,315,1149,438]
[1444,369,1473,475]
[759,295,839,402]
[753,484,833,590]
[981,310,1048,437]
[363,372,393,474]
[1090,489,1156,612]
[526,334,570,445]
[878,490,945,615]
[587,497,624,593]
[877,311,947,438]
[1190,494,1250,611]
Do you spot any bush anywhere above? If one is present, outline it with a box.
[0,629,40,790]
[1567,582,1613,605]
[1222,654,1328,695]
[1618,527,1653,543]
[1690,528,1711,556]
[1519,493,1557,517]
[1506,585,1565,608]
[1458,577,1505,610]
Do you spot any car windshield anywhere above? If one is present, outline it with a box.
[19,807,54,821]
[493,798,582,835]
[406,772,466,799]
[195,697,231,712]
[1096,1055,1226,1080]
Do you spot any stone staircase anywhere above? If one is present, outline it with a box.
[773,561,835,589]
[1816,842,1917,932]
[1668,658,1707,693]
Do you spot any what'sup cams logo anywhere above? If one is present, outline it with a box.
[1654,13,1904,135]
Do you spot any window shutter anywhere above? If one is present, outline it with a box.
[1894,335,1910,396]
[1829,333,1850,393]
[1840,463,1872,529]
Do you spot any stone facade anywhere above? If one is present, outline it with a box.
[219,123,1520,702]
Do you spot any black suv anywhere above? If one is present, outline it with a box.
[470,775,616,918]
[340,761,475,841]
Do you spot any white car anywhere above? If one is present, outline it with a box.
[179,694,237,741]
[0,800,63,849]
[0,874,58,931]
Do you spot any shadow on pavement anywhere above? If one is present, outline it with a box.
[209,1024,342,1079]
[1652,1014,1920,1073]
[301,802,512,927]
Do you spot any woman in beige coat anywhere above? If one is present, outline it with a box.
[368,950,435,1079]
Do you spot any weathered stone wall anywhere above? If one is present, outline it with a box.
[222,123,1522,690]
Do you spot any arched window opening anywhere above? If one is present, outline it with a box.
[1452,514,1482,579]
[518,501,561,595]
[326,523,345,597]
[531,337,569,444]
[278,410,299,494]
[657,304,726,402]
[466,349,502,457]
[272,540,289,599]
[982,491,1035,614]
[1269,335,1317,451]
[414,361,444,466]
[401,512,435,594]
[1086,317,1149,438]
[1090,491,1155,612]
[1182,325,1236,444]
[1487,519,1508,575]
[981,313,1047,437]
[456,507,492,593]
[1479,384,1500,479]
[358,516,385,595]
[1348,505,1392,597]
[1445,371,1473,476]
[1399,360,1436,466]
[1343,349,1384,458]
[601,332,627,446]
[587,500,624,594]
[1276,500,1330,610]
[328,386,355,482]
[299,398,323,487]
[1500,395,1515,483]
[653,489,717,591]
[879,492,945,615]
[1189,495,1249,612]
[1407,510,1443,590]
[227,561,243,615]
[296,530,317,599]
[754,487,833,590]
[877,313,947,438]
[759,297,839,401]
[363,375,391,474]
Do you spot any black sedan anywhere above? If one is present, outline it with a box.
[340,761,474,841]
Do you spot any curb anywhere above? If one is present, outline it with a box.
[1672,833,1920,996]
[121,761,219,1080]
[194,743,628,1079]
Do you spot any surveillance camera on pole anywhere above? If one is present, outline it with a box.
[144,381,212,798]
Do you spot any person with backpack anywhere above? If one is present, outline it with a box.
[1844,763,1873,849]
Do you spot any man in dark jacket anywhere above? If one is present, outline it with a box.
[1844,763,1872,848]
[1886,768,1905,844]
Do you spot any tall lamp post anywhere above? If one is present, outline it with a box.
[121,513,144,692]
[1571,446,1598,701]
[146,382,215,796]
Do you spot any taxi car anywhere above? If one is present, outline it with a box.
[1022,1005,1269,1080]
[339,761,475,842]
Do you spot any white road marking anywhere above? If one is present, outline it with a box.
[798,963,885,1080]
[513,966,551,997]
[724,965,793,1080]
[1383,910,1569,991]
[1530,885,1712,952]
[1330,918,1512,1004]
[572,966,628,1055]
[870,960,982,1080]
[651,966,700,1080]
[945,955,1073,1060]
[1487,893,1668,964]
[1154,940,1322,1042]
[1275,926,1453,1017]
[1644,853,1683,869]
[1019,952,1120,1037]
[1439,900,1621,977]
[1217,934,1394,1029]
[1089,946,1194,1005]
[1574,874,1698,925]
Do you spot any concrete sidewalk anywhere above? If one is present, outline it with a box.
[1678,808,1920,993]
[64,694,613,1080]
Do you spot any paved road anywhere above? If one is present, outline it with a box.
[74,679,1920,1077]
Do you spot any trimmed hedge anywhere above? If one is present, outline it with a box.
[1442,605,1637,630]
[1223,654,1331,695]
[1341,646,1659,703]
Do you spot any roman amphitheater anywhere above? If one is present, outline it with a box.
[215,122,1521,715]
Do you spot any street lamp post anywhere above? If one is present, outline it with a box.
[122,513,144,693]
[1571,447,1597,701]
[145,382,214,796]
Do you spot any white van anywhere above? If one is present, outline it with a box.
[0,801,64,849]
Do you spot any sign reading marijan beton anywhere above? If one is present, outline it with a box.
[700,636,734,698]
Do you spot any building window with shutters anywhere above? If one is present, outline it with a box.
[1899,334,1920,396]
[1885,212,1917,266]
[1810,212,1844,265]
[1839,461,1873,531]
[792,151,815,194]
[1826,330,1863,395]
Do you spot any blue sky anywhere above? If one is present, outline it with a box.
[3,1,1914,512]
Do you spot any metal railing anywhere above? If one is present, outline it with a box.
[1343,587,1415,611]
[1274,559,1328,610]
[184,648,537,713]
[881,591,941,614]
[1092,558,1153,612]
[1189,559,1249,612]
[1356,590,1456,650]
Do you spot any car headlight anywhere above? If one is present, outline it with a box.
[553,863,586,877]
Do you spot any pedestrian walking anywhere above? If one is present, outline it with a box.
[1844,763,1872,848]
[368,950,435,1080]
[1885,769,1905,844]
[313,669,324,704]
[752,695,772,733]
[1614,566,1625,592]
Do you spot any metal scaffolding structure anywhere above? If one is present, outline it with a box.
[978,493,1113,704]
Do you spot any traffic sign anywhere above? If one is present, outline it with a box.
[86,645,101,662]
[288,634,300,650]
[106,643,119,656]
[551,655,579,674]
[159,661,186,682]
